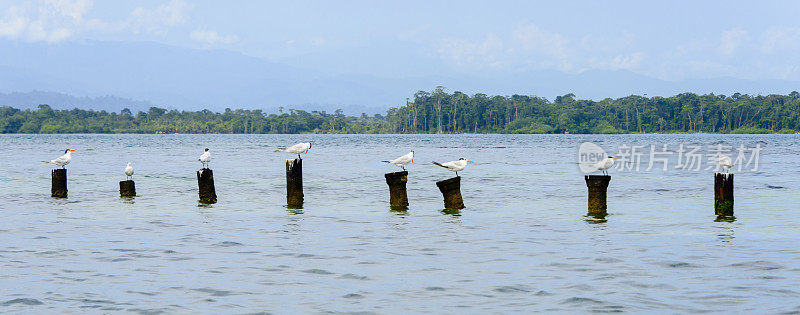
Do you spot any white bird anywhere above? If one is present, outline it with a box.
[277,142,312,159]
[382,151,414,170]
[594,156,617,175]
[125,162,134,180]
[44,149,75,168]
[199,148,211,169]
[718,155,733,173]
[432,158,474,176]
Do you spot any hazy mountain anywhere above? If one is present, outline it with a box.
[1,39,798,115]
[0,91,152,112]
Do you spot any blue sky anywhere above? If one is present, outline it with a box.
[2,1,800,86]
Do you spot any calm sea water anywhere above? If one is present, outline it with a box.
[1,134,799,313]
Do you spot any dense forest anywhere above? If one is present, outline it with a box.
[1,88,799,134]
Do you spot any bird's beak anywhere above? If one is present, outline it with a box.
[613,157,618,160]
[467,160,475,163]
[305,149,309,154]
[411,158,414,163]
[69,149,76,151]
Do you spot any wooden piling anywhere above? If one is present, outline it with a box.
[286,158,303,208]
[384,171,409,210]
[714,173,733,216]
[197,168,217,204]
[51,169,68,198]
[436,176,465,210]
[119,180,136,197]
[585,175,610,216]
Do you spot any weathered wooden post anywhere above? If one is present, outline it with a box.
[436,176,465,210]
[286,158,303,208]
[119,180,136,197]
[197,168,217,204]
[714,173,733,216]
[585,175,610,216]
[51,169,68,198]
[385,171,409,210]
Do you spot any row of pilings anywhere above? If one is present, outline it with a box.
[49,165,736,217]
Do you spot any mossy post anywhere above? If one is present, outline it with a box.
[384,171,409,210]
[119,180,136,197]
[286,158,303,208]
[197,168,217,204]
[436,176,465,210]
[714,173,734,216]
[51,169,68,198]
[585,175,610,216]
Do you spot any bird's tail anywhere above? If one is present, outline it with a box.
[431,161,446,168]
[42,161,52,164]
[381,160,392,163]
[275,148,287,152]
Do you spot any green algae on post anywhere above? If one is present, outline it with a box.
[585,175,610,216]
[714,173,734,217]
[384,171,409,211]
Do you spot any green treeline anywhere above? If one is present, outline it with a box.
[2,88,800,134]
[385,87,800,134]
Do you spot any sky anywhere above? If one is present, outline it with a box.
[1,0,800,95]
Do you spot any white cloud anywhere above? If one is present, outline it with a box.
[720,27,749,55]
[0,0,195,42]
[190,29,238,45]
[0,0,90,42]
[129,0,191,35]
[0,6,28,38]
[761,26,800,54]
[435,23,648,73]
[436,33,506,69]
[511,23,568,57]
[608,52,644,70]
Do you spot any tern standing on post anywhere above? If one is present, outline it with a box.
[383,151,414,170]
[125,162,134,180]
[199,148,211,169]
[594,156,617,175]
[432,158,474,176]
[44,149,75,168]
[718,155,733,173]
[277,142,312,159]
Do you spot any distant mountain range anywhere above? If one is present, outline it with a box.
[1,39,798,115]
[0,91,153,112]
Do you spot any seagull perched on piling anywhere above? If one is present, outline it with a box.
[277,142,312,159]
[125,162,134,180]
[594,156,617,175]
[718,155,733,173]
[432,158,474,176]
[199,148,211,169]
[382,151,414,170]
[44,149,75,168]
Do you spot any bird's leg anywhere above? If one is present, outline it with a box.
[455,171,458,177]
